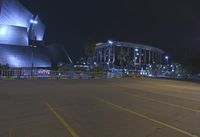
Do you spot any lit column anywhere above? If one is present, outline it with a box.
[149,50,151,64]
[152,52,155,63]
[108,46,110,62]
[112,45,115,64]
[101,48,103,62]
[139,49,142,66]
[104,47,106,62]
[144,49,146,64]
[133,48,135,65]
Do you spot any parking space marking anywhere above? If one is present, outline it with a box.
[97,98,198,137]
[125,92,200,113]
[9,128,12,137]
[46,102,80,137]
[114,85,200,113]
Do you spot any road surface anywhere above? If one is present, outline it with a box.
[0,78,200,137]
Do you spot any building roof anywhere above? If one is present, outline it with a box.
[96,41,164,53]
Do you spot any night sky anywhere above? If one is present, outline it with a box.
[20,0,200,63]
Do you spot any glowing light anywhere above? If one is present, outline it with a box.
[165,56,169,60]
[30,19,38,24]
[38,69,50,75]
[108,40,113,44]
[135,48,139,52]
[0,26,7,35]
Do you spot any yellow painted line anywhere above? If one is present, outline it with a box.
[125,92,200,113]
[2,78,16,81]
[46,102,79,137]
[29,78,37,80]
[97,98,198,137]
[60,78,69,80]
[48,78,57,80]
[9,128,12,137]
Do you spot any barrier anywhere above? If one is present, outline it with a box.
[0,69,146,80]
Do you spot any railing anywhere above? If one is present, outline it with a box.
[1,68,192,80]
[0,69,130,80]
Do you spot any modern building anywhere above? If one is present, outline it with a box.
[0,0,51,68]
[95,41,164,69]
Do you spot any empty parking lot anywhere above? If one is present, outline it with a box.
[0,78,200,137]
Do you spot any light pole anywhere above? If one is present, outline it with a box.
[30,19,38,77]
[108,40,113,68]
[165,56,169,64]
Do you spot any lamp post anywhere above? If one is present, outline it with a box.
[165,56,169,64]
[30,19,38,77]
[108,40,113,68]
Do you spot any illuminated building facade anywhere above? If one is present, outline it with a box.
[95,41,164,69]
[0,0,51,68]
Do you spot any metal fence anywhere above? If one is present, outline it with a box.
[0,69,129,80]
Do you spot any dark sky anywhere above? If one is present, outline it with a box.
[20,0,200,63]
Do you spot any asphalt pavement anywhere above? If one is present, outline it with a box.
[0,78,200,137]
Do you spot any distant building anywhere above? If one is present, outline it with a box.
[0,0,51,68]
[95,41,164,69]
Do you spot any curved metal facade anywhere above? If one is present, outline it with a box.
[0,0,33,29]
[0,0,51,68]
[0,24,28,46]
[0,44,51,68]
[0,0,45,46]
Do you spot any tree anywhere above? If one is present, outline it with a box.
[85,38,96,64]
[184,55,200,74]
[116,49,132,69]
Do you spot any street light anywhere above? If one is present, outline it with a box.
[165,56,169,64]
[135,48,139,52]
[106,62,110,70]
[30,19,38,24]
[30,19,38,77]
[108,40,113,44]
